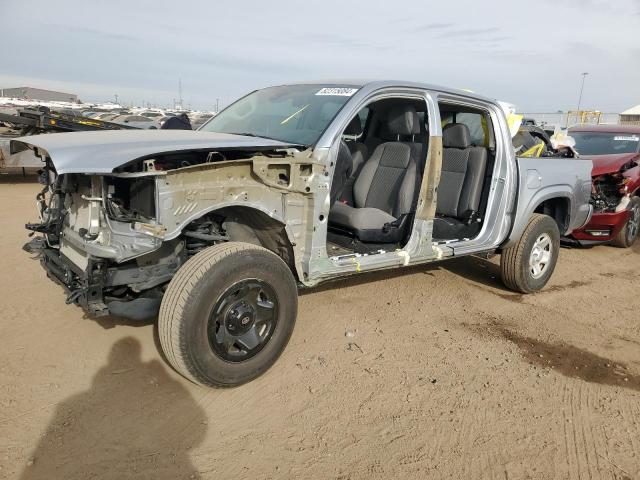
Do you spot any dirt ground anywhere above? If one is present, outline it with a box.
[1,179,639,480]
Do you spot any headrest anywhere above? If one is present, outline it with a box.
[344,116,363,136]
[442,123,471,148]
[387,106,421,136]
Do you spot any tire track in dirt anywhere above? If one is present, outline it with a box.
[616,395,640,478]
[4,181,640,479]
[585,387,607,480]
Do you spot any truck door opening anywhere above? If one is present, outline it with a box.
[326,97,430,255]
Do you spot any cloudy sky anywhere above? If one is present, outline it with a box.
[1,0,638,112]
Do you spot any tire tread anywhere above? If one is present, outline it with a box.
[611,197,640,248]
[500,214,557,294]
[158,242,273,385]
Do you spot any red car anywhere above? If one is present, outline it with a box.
[569,125,640,247]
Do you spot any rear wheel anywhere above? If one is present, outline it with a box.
[611,197,640,248]
[500,214,560,293]
[158,242,298,387]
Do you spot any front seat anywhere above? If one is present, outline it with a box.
[337,116,369,205]
[329,105,422,243]
[433,123,488,239]
[329,141,354,207]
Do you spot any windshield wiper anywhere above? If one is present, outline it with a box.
[229,132,277,141]
[228,132,307,148]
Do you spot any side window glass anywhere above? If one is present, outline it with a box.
[416,111,426,133]
[440,112,454,127]
[456,113,485,145]
[342,107,369,140]
[357,107,369,132]
[439,107,489,147]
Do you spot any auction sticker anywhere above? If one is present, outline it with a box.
[614,135,639,141]
[316,87,358,96]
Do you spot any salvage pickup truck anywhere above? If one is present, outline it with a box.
[16,81,593,387]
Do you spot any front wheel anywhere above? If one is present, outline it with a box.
[500,214,560,293]
[158,242,298,387]
[611,197,640,248]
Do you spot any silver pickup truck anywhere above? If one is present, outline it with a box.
[16,81,593,387]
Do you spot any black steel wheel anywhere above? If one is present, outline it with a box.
[207,279,278,362]
[159,242,298,387]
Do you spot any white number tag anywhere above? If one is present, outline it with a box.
[315,87,358,96]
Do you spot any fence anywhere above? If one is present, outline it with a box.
[520,112,620,130]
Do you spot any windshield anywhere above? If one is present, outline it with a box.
[571,131,640,155]
[199,84,359,146]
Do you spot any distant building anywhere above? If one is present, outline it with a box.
[620,105,640,125]
[0,87,78,103]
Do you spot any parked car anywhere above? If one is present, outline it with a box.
[111,114,159,129]
[97,112,120,121]
[569,124,640,247]
[17,81,592,387]
[137,110,166,119]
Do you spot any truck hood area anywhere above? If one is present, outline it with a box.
[584,152,640,176]
[11,130,297,174]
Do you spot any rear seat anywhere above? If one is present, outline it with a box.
[433,123,488,239]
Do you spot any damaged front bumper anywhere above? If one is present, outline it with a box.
[569,161,639,244]
[570,208,631,243]
[24,236,114,317]
[24,235,175,321]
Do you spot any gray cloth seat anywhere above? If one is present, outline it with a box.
[433,123,488,239]
[337,117,369,205]
[329,105,422,243]
[329,141,354,207]
[330,206,396,232]
[343,116,368,161]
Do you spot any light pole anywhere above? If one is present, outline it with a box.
[576,72,589,112]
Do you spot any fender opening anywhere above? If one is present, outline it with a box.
[534,197,569,234]
[181,206,296,278]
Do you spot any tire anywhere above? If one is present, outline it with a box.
[611,197,640,248]
[500,214,560,293]
[159,242,298,387]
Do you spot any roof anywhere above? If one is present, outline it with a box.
[272,80,498,105]
[568,124,640,134]
[1,86,76,96]
[621,104,640,115]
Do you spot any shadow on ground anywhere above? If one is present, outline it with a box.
[20,337,206,480]
[476,323,640,393]
[93,315,156,329]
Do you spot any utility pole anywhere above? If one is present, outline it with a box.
[576,72,589,112]
[114,94,119,105]
[178,79,183,110]
[215,98,220,113]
